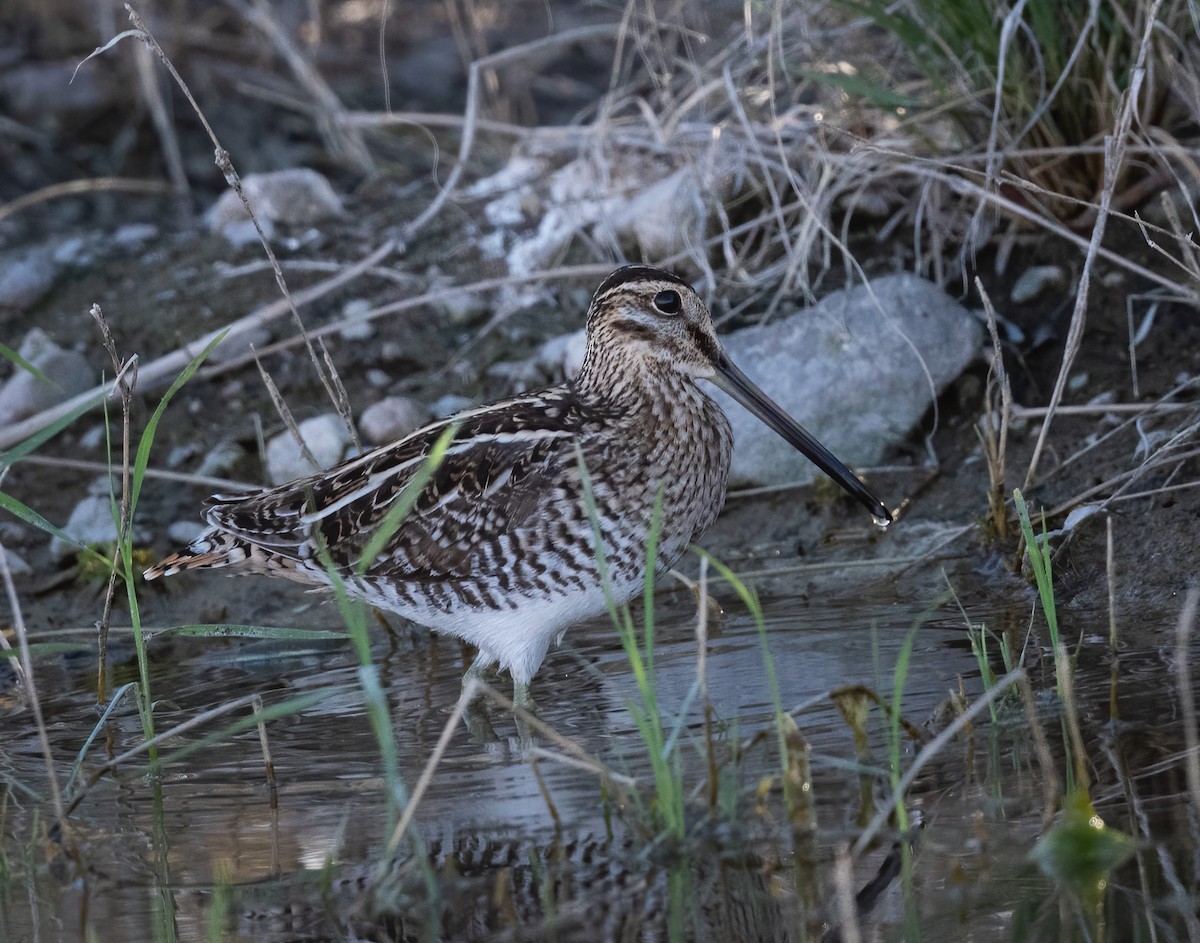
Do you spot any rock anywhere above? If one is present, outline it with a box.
[430,394,472,419]
[537,329,587,380]
[207,169,344,237]
[0,328,95,426]
[195,440,245,478]
[338,298,375,341]
[714,274,983,487]
[50,479,149,562]
[0,244,60,312]
[1011,264,1066,303]
[167,520,205,545]
[208,325,273,364]
[111,223,159,250]
[359,396,431,445]
[265,414,353,485]
[1,548,30,576]
[604,166,707,259]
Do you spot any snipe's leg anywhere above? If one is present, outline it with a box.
[513,681,536,714]
[461,650,496,700]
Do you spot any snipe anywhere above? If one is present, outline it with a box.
[145,266,891,705]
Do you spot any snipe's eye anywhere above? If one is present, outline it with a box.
[653,290,682,315]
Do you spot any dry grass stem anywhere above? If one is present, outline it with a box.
[253,351,319,470]
[253,693,279,808]
[64,691,264,816]
[0,540,70,834]
[1016,670,1061,828]
[1107,516,1120,720]
[16,455,251,493]
[1023,0,1165,488]
[1011,402,1199,418]
[398,23,620,248]
[89,303,138,701]
[122,4,359,439]
[831,843,863,943]
[0,177,173,226]
[1174,588,1200,823]
[224,0,374,173]
[131,34,189,208]
[0,238,397,451]
[976,280,1011,540]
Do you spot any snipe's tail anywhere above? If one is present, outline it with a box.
[142,530,253,581]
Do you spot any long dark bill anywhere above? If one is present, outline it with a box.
[712,351,892,525]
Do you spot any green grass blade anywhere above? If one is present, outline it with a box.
[356,423,458,575]
[150,624,349,641]
[0,490,112,568]
[129,330,229,516]
[0,342,56,388]
[0,395,105,469]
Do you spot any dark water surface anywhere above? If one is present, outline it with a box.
[3,574,1198,942]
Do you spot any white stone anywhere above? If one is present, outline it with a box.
[430,394,472,418]
[168,520,205,545]
[536,329,587,380]
[0,244,59,311]
[50,482,149,562]
[714,274,983,487]
[359,396,431,445]
[0,328,95,426]
[1,548,30,576]
[265,414,353,485]
[207,168,343,236]
[1010,264,1066,303]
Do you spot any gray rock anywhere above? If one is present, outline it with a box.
[265,414,352,485]
[430,394,473,418]
[50,479,149,562]
[195,440,245,478]
[1,548,31,576]
[207,169,344,235]
[360,396,431,445]
[714,274,982,487]
[537,329,587,380]
[167,520,205,545]
[338,298,375,341]
[1010,264,1066,303]
[112,223,159,250]
[0,244,60,312]
[0,328,95,425]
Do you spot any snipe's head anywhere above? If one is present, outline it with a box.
[582,265,723,380]
[578,265,893,525]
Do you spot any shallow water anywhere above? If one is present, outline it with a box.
[4,569,1199,942]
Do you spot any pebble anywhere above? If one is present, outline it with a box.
[1010,264,1066,303]
[1,548,31,576]
[338,298,375,341]
[195,440,244,478]
[49,480,149,562]
[167,520,205,545]
[207,169,344,238]
[0,328,95,425]
[359,396,431,445]
[537,329,587,380]
[265,414,352,485]
[0,244,59,313]
[429,394,473,418]
[112,223,159,250]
